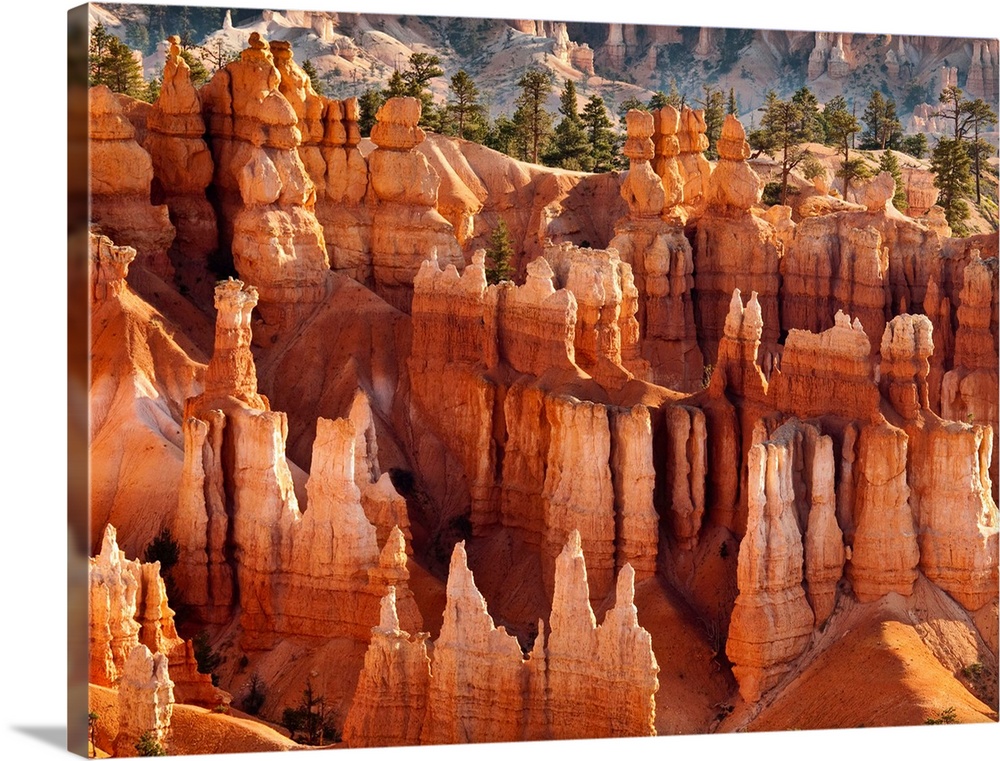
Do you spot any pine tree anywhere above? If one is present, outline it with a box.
[89,23,148,100]
[179,49,209,87]
[963,98,998,204]
[484,114,519,157]
[301,59,324,96]
[861,90,901,149]
[485,219,514,284]
[748,90,821,205]
[727,88,738,116]
[931,137,974,234]
[513,69,554,164]
[900,133,928,159]
[823,95,862,198]
[446,70,486,141]
[547,80,589,169]
[358,88,386,136]
[697,85,726,160]
[581,95,616,172]
[878,150,908,211]
[402,52,444,131]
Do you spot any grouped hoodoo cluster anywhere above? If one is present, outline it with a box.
[87,24,998,752]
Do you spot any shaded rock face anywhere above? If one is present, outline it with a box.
[200,32,329,337]
[344,536,657,747]
[145,36,217,303]
[89,85,175,283]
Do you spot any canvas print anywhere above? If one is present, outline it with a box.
[73,2,999,756]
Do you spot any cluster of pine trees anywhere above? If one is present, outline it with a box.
[746,84,998,235]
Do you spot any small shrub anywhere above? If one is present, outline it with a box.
[212,703,230,714]
[701,363,715,389]
[924,706,958,725]
[193,631,222,686]
[281,680,341,745]
[135,731,166,756]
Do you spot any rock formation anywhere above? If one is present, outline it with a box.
[547,533,658,739]
[367,97,465,311]
[200,32,329,337]
[89,525,223,708]
[422,543,527,744]
[113,645,174,757]
[145,35,217,302]
[726,425,816,702]
[676,107,712,207]
[706,115,761,211]
[89,85,175,282]
[345,535,658,746]
[663,404,707,550]
[342,588,431,747]
[611,108,703,389]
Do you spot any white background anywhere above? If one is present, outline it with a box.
[1,0,997,759]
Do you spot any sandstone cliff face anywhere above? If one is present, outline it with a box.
[90,85,175,283]
[145,36,217,303]
[663,404,707,550]
[200,32,329,337]
[113,645,174,758]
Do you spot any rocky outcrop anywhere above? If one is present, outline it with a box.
[342,588,431,747]
[90,525,221,707]
[200,32,329,337]
[695,214,782,365]
[663,405,707,550]
[367,97,464,312]
[942,252,999,492]
[706,115,761,211]
[768,311,879,421]
[547,533,658,739]
[847,421,920,601]
[318,97,371,284]
[422,543,528,744]
[113,645,174,757]
[726,425,816,702]
[610,406,658,577]
[542,242,643,385]
[145,36,217,302]
[486,257,579,377]
[677,107,712,208]
[89,85,175,282]
[780,218,889,346]
[611,108,702,388]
